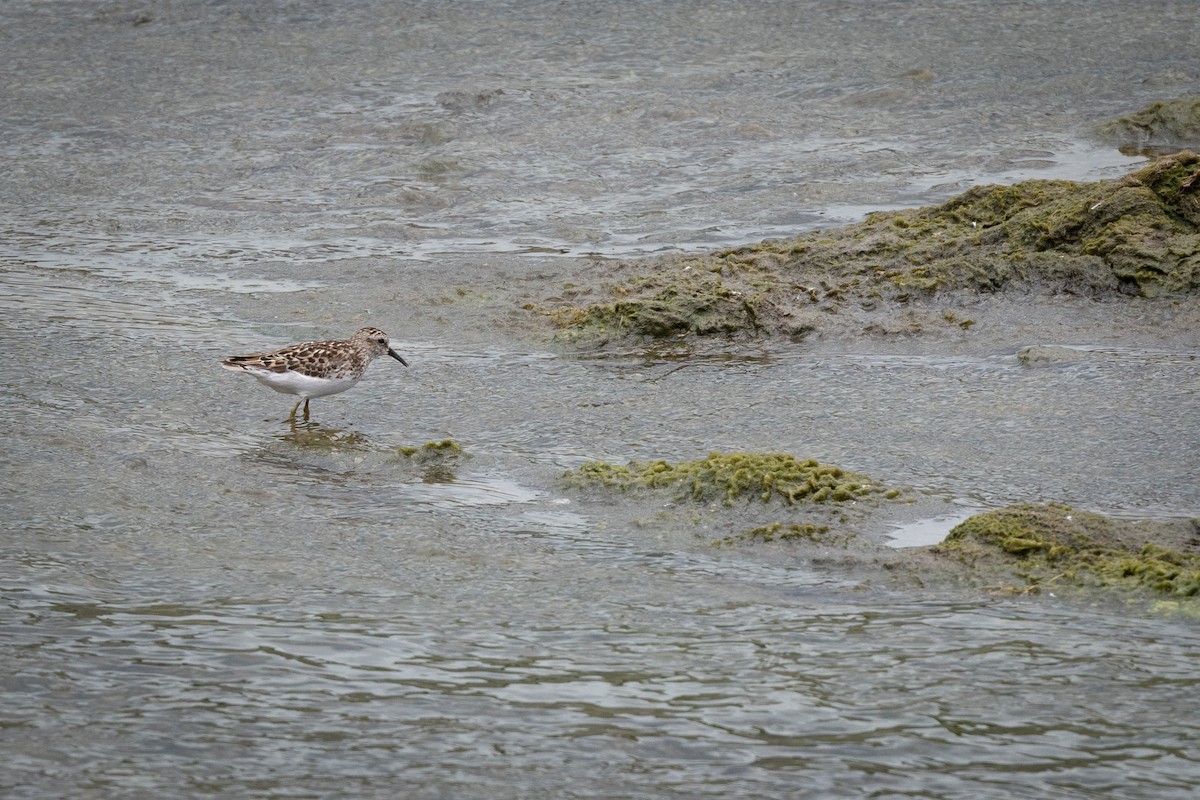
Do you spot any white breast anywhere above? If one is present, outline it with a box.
[246,368,361,399]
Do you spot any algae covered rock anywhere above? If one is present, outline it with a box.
[544,255,798,343]
[931,503,1200,597]
[565,451,902,507]
[541,154,1200,345]
[1099,97,1200,153]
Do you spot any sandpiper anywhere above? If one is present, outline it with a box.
[221,327,408,422]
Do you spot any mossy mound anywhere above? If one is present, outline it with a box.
[542,153,1200,345]
[931,503,1200,597]
[1099,97,1200,152]
[544,259,790,343]
[565,451,902,507]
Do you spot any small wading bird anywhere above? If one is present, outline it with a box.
[221,327,408,423]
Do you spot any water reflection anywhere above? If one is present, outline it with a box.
[277,422,371,451]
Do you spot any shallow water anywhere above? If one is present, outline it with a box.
[3,1,1200,798]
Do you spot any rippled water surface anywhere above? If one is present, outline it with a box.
[3,1,1200,798]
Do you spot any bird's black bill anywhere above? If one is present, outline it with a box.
[389,349,409,367]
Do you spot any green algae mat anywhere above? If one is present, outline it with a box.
[541,151,1200,345]
[564,451,908,548]
[565,451,903,507]
[932,503,1200,599]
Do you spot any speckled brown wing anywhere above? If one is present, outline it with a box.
[224,339,347,377]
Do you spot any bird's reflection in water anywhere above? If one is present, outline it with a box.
[276,422,371,451]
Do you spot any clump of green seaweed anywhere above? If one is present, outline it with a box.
[719,521,835,546]
[541,152,1200,345]
[565,451,902,507]
[931,503,1200,598]
[394,439,468,483]
[396,439,465,459]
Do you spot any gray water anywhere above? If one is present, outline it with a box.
[3,1,1200,798]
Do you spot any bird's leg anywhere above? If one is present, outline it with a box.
[289,399,301,423]
[303,398,311,421]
